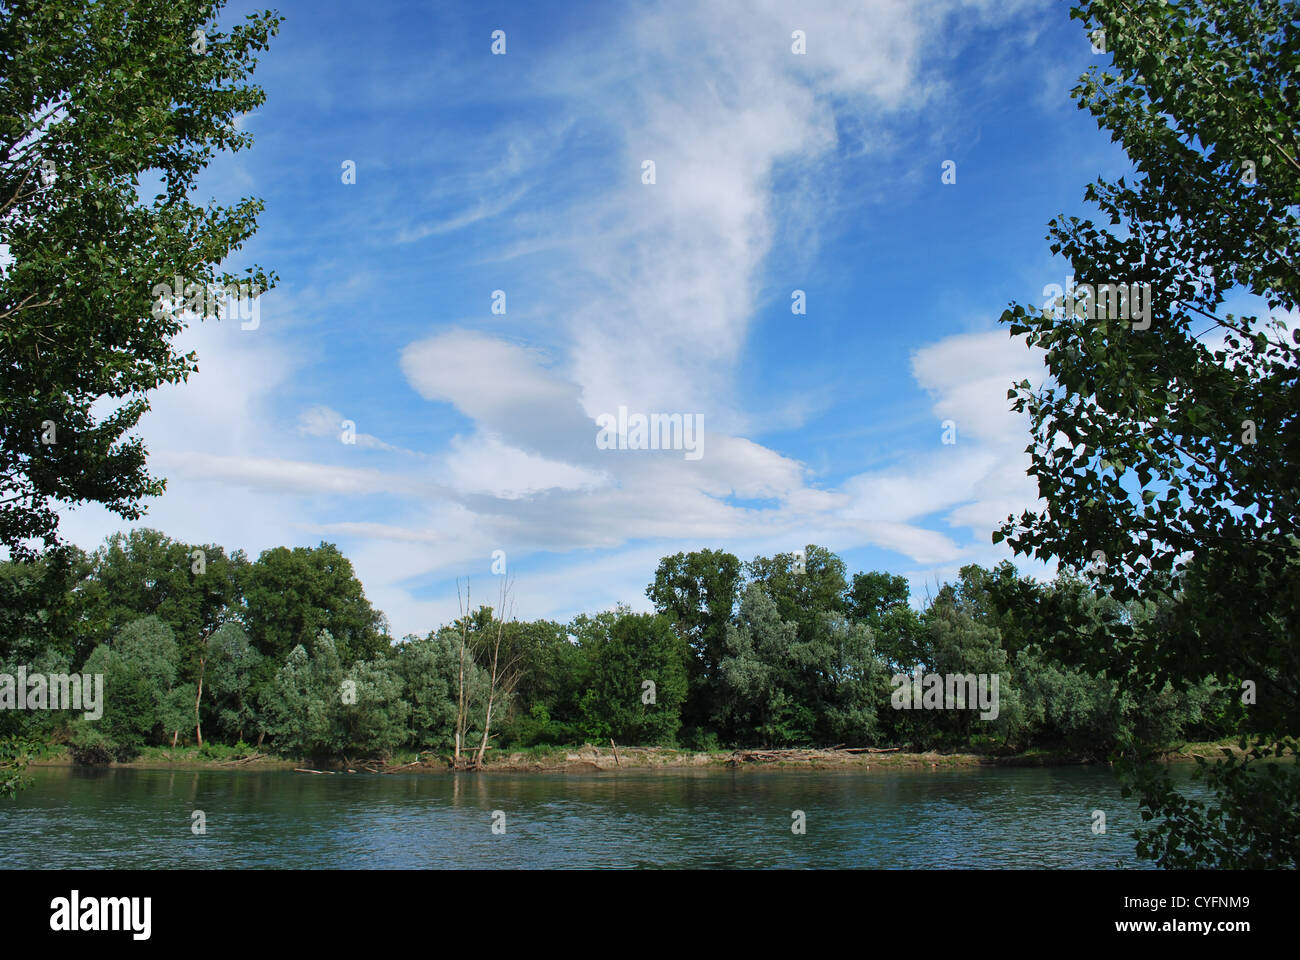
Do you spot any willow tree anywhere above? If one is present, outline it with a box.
[996,0,1299,866]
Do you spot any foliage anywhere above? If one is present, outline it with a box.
[89,529,247,683]
[916,586,1021,747]
[995,0,1300,865]
[262,632,408,759]
[647,549,743,731]
[1122,738,1300,868]
[0,546,100,667]
[0,646,70,737]
[69,615,183,761]
[244,542,390,668]
[1,533,1226,771]
[0,0,280,558]
[718,584,815,746]
[494,620,585,747]
[261,633,345,759]
[204,622,262,742]
[578,612,689,746]
[392,631,467,751]
[847,570,922,669]
[0,734,34,797]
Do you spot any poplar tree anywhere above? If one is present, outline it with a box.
[0,0,280,557]
[996,0,1300,866]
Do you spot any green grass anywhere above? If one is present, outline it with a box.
[136,741,265,763]
[493,743,578,759]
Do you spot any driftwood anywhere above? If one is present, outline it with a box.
[295,759,420,775]
[448,742,498,771]
[609,739,621,766]
[219,752,265,765]
[379,752,432,773]
[727,746,902,765]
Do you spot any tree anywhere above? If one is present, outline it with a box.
[995,0,1300,865]
[740,548,884,745]
[0,0,280,559]
[88,529,247,684]
[471,581,521,769]
[814,613,887,747]
[745,545,849,639]
[204,622,261,743]
[917,586,1021,748]
[393,630,480,753]
[0,646,69,739]
[494,617,583,745]
[449,581,482,766]
[718,584,809,746]
[244,542,389,669]
[847,570,921,669]
[0,544,101,667]
[262,630,408,760]
[261,632,344,759]
[161,681,199,748]
[84,529,248,745]
[69,615,183,761]
[578,612,689,746]
[337,657,407,759]
[646,549,742,733]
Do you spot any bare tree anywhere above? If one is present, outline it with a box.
[193,625,219,749]
[194,647,206,748]
[454,579,471,768]
[473,576,522,770]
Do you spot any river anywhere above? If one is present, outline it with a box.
[1,764,1199,868]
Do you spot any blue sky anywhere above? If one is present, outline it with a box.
[57,0,1157,637]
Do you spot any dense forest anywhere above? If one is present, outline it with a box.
[0,531,1230,764]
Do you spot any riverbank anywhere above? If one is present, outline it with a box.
[25,739,1242,774]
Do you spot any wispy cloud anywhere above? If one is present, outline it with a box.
[394,183,533,243]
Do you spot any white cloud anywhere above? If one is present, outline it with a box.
[297,403,407,453]
[444,432,609,499]
[49,0,1054,640]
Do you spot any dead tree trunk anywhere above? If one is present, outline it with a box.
[194,653,206,748]
[454,579,470,768]
[474,578,520,769]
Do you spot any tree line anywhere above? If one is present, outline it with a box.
[0,531,1232,765]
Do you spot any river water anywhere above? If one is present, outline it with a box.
[1,764,1198,869]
